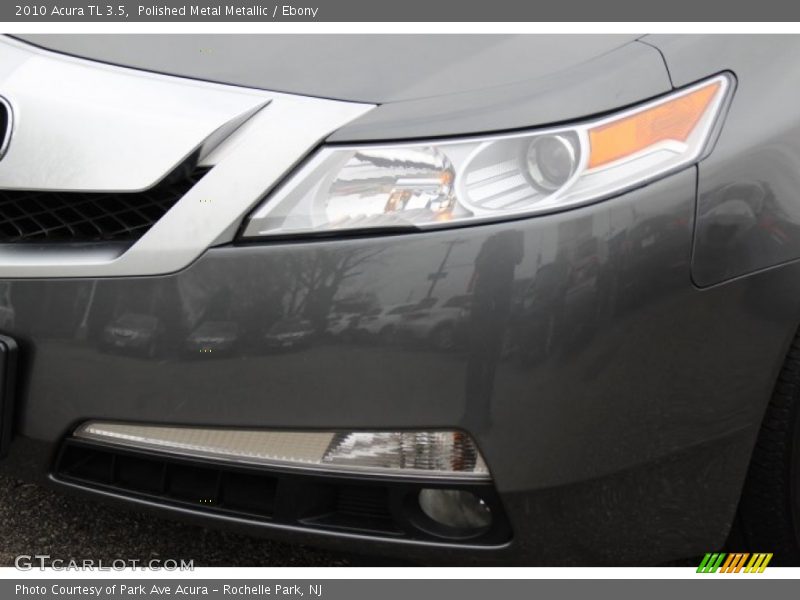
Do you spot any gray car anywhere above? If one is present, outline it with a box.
[1,34,800,566]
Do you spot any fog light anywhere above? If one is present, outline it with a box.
[418,488,492,531]
[74,423,490,480]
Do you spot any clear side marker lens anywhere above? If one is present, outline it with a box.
[74,422,491,480]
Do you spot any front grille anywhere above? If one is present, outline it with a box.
[0,167,207,243]
[55,439,512,545]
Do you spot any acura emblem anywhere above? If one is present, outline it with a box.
[0,95,12,161]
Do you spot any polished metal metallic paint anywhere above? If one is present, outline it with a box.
[327,42,672,142]
[3,167,796,564]
[14,35,671,142]
[14,34,642,104]
[646,35,800,287]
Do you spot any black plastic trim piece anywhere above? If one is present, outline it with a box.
[0,334,16,458]
[54,439,512,546]
[0,163,208,244]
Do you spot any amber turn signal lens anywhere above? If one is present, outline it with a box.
[588,81,722,170]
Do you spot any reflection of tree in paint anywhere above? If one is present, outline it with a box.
[284,247,385,333]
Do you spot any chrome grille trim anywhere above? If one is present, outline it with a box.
[0,36,374,278]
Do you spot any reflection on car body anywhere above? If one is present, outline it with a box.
[264,316,315,350]
[4,34,800,566]
[353,302,422,343]
[395,294,472,350]
[185,320,239,356]
[101,312,163,357]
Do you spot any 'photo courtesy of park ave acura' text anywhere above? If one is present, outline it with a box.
[0,33,800,566]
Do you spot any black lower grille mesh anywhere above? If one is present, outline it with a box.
[0,167,207,243]
[54,440,512,545]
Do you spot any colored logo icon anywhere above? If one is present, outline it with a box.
[697,553,773,573]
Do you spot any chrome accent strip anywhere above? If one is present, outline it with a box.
[0,36,374,278]
[74,422,492,481]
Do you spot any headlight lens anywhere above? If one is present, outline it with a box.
[524,133,580,192]
[242,75,731,239]
[323,147,456,230]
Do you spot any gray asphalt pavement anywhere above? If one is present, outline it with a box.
[0,474,353,567]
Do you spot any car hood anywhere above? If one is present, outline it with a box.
[14,34,642,104]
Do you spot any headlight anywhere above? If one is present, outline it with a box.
[242,74,731,239]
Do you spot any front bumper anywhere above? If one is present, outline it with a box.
[2,166,798,564]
